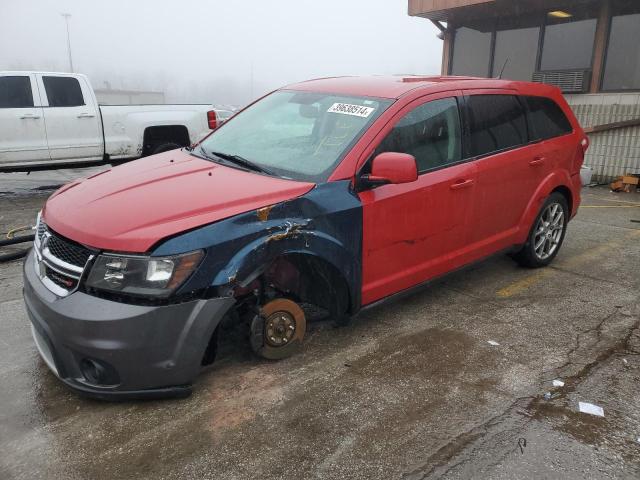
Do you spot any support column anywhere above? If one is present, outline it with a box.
[590,0,611,93]
[442,28,454,75]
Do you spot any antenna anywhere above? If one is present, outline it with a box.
[497,58,509,79]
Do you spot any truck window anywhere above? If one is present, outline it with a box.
[0,76,34,108]
[465,95,528,157]
[523,96,573,141]
[43,76,85,107]
[374,98,462,173]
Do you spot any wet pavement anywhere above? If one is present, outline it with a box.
[1,170,639,479]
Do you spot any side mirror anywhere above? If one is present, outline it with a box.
[360,152,418,188]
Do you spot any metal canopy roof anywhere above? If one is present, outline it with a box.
[408,0,598,22]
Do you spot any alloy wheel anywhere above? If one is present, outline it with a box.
[533,202,564,260]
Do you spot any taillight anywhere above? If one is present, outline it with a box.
[581,136,589,153]
[573,136,589,174]
[207,110,218,130]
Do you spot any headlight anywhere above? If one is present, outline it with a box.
[86,250,204,298]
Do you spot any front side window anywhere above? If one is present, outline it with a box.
[603,11,640,90]
[541,18,597,70]
[451,26,492,77]
[43,76,85,107]
[523,96,573,141]
[466,95,527,157]
[199,90,392,182]
[374,98,462,173]
[0,76,34,108]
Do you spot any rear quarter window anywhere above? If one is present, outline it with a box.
[43,76,85,107]
[523,96,573,141]
[0,76,34,108]
[465,95,527,158]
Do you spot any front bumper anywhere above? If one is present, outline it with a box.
[23,249,235,400]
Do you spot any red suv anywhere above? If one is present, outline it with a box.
[24,76,588,399]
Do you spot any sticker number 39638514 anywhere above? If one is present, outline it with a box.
[327,103,375,118]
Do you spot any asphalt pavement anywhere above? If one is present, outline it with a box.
[0,169,639,479]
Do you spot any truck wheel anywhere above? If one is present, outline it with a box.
[151,142,181,155]
[512,192,569,268]
[250,298,306,360]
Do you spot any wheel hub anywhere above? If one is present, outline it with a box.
[264,311,296,347]
[533,202,564,260]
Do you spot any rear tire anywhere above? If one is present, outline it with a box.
[512,192,569,268]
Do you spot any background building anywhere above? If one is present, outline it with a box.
[94,88,165,105]
[409,0,640,181]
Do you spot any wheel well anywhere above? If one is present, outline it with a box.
[256,253,351,318]
[201,254,351,366]
[142,125,190,156]
[551,185,573,214]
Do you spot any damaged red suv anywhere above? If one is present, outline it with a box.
[24,76,588,399]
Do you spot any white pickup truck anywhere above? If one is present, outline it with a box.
[0,71,226,171]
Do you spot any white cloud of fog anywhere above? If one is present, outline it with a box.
[0,0,442,105]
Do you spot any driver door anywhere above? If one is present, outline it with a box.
[358,92,477,305]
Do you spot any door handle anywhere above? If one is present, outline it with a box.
[450,179,475,190]
[20,113,41,119]
[529,156,546,166]
[77,112,96,118]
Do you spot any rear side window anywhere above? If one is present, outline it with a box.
[523,96,573,141]
[465,95,527,157]
[0,76,34,108]
[374,97,462,173]
[43,76,85,107]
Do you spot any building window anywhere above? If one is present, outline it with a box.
[602,13,640,90]
[540,18,597,71]
[492,27,540,81]
[451,26,492,77]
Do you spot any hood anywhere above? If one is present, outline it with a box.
[43,150,315,252]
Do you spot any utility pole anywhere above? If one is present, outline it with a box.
[61,13,74,73]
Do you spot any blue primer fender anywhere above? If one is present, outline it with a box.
[153,180,363,313]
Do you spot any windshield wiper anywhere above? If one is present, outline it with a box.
[208,150,273,175]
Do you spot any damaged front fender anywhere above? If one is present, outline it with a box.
[153,180,363,313]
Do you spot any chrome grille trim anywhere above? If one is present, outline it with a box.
[34,214,95,297]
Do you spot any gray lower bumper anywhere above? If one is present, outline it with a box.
[23,250,235,400]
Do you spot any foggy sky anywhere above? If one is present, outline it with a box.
[0,0,443,106]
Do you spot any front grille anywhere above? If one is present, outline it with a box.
[34,217,96,297]
[47,233,92,268]
[45,266,79,290]
[36,218,47,244]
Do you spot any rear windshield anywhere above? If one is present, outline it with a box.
[198,90,392,182]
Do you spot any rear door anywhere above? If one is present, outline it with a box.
[0,74,50,165]
[37,74,103,161]
[358,92,478,305]
[461,91,537,254]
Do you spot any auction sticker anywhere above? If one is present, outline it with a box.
[327,103,375,118]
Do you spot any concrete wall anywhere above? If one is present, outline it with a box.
[565,92,640,182]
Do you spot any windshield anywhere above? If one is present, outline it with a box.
[198,90,393,182]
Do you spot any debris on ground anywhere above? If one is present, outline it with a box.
[487,340,500,346]
[578,401,605,417]
[610,174,640,193]
[552,379,565,387]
